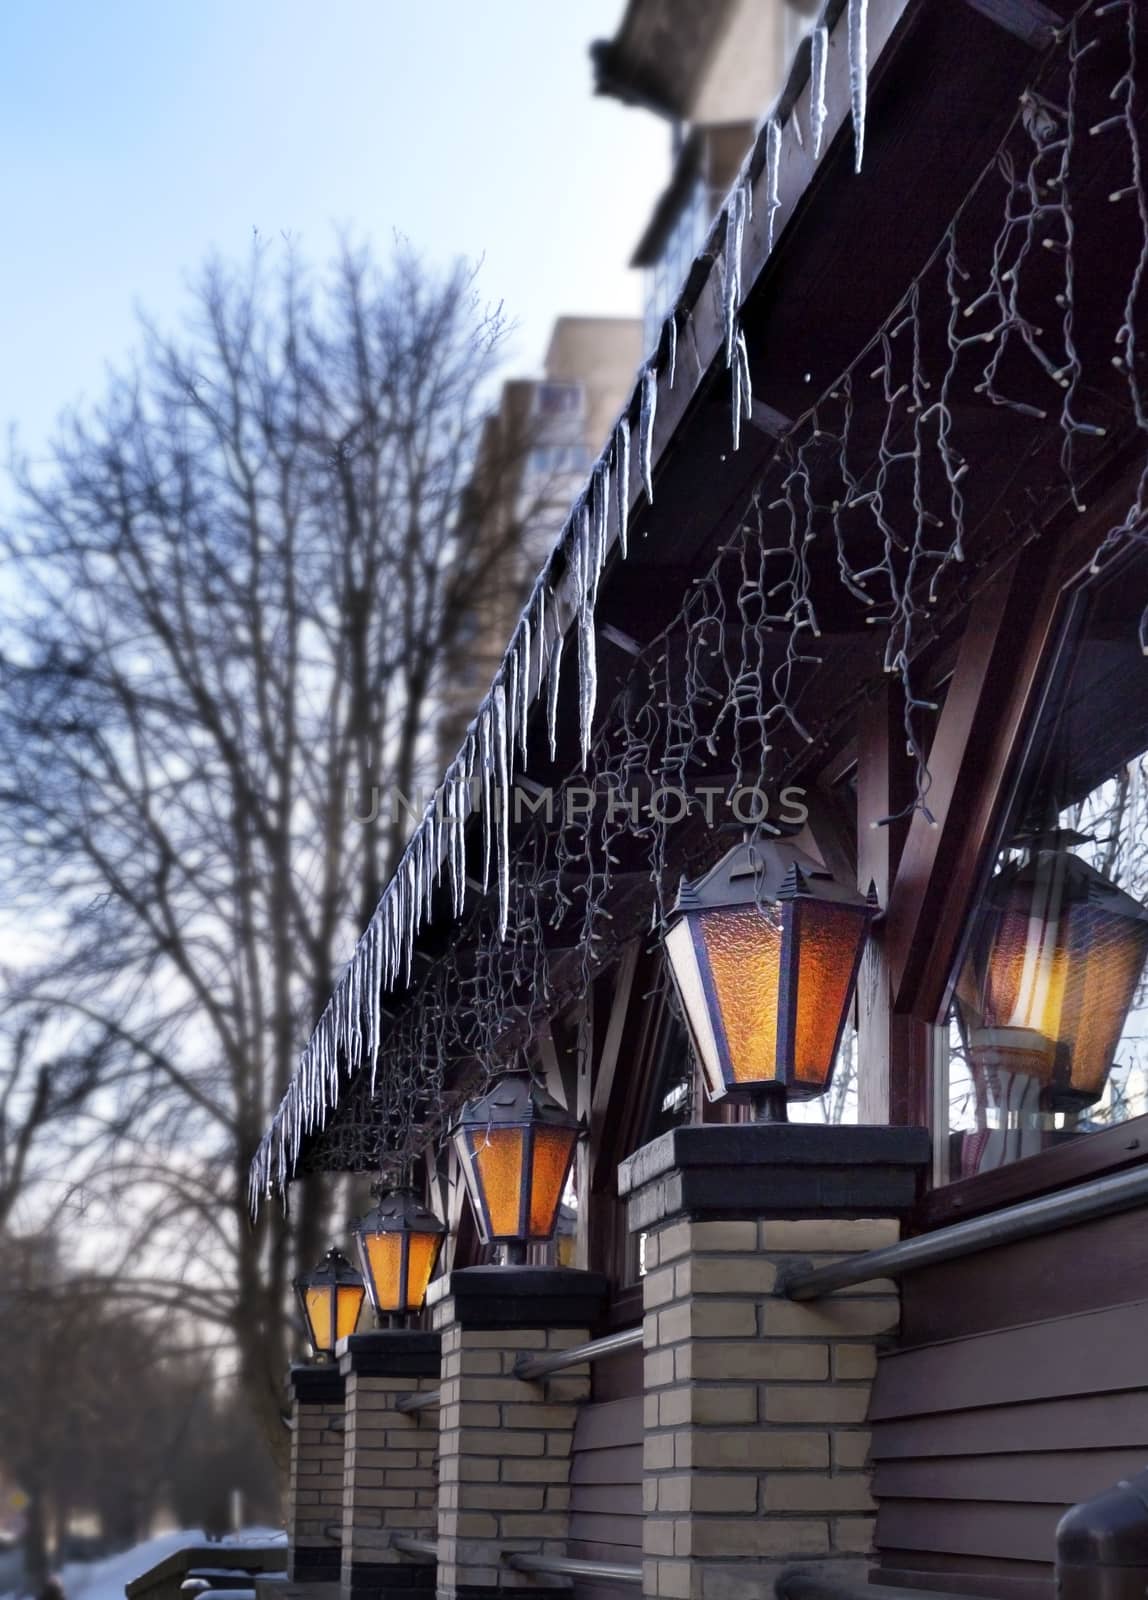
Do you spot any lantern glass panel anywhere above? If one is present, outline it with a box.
[358,1230,404,1314]
[790,899,869,1092]
[334,1282,365,1342]
[943,548,1148,1182]
[696,904,783,1088]
[304,1287,335,1355]
[469,1127,526,1238]
[404,1230,443,1311]
[664,917,724,1099]
[528,1125,579,1237]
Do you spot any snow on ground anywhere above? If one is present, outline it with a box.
[2,1527,286,1600]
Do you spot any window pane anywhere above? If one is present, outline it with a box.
[942,554,1148,1181]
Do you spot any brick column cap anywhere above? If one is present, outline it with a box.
[431,1264,609,1329]
[288,1361,345,1405]
[619,1122,930,1232]
[337,1326,441,1378]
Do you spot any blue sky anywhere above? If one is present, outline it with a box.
[0,0,666,474]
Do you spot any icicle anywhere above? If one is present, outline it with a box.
[404,855,417,980]
[507,646,520,778]
[422,818,434,923]
[592,461,609,606]
[766,119,783,252]
[792,106,805,150]
[615,418,631,557]
[547,626,564,762]
[578,608,597,767]
[723,187,747,366]
[639,366,657,504]
[732,328,753,451]
[740,331,753,423]
[491,680,511,938]
[479,706,493,891]
[810,25,829,160]
[518,613,531,761]
[848,0,869,174]
[444,774,459,919]
[349,948,362,1067]
[368,916,383,1093]
[411,845,424,951]
[383,889,396,990]
[667,312,678,387]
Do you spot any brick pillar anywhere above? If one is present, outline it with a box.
[288,1364,347,1585]
[339,1330,442,1600]
[429,1266,608,1600]
[619,1123,929,1600]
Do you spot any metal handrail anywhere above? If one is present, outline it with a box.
[395,1388,441,1414]
[392,1536,437,1562]
[505,1553,640,1584]
[778,1573,976,1600]
[515,1323,642,1381]
[395,1325,641,1408]
[783,1160,1148,1301]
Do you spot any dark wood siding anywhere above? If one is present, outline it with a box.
[570,1340,643,1600]
[870,1204,1148,1597]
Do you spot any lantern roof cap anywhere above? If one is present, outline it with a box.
[451,1070,579,1133]
[673,840,870,916]
[355,1188,446,1235]
[994,838,1148,923]
[297,1246,363,1289]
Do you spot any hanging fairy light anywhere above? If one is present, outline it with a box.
[664,842,874,1122]
[956,831,1148,1110]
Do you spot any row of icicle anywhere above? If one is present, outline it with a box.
[249,0,872,1213]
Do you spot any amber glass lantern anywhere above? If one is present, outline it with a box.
[664,842,873,1121]
[294,1248,366,1360]
[351,1188,446,1322]
[956,834,1148,1110]
[450,1074,581,1264]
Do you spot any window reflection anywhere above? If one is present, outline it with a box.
[943,554,1148,1181]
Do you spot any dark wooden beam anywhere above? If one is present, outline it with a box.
[856,683,934,1128]
[884,547,1063,1022]
[958,0,1061,49]
[747,399,794,440]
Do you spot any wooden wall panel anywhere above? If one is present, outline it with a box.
[570,1344,644,1600]
[871,1207,1148,1597]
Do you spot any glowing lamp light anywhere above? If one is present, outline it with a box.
[956,835,1148,1110]
[664,842,874,1121]
[451,1074,581,1265]
[351,1189,446,1321]
[294,1248,366,1360]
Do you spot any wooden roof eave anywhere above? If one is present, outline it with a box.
[254,0,1082,1192]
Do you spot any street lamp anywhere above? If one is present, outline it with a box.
[294,1248,366,1360]
[664,841,874,1122]
[350,1188,446,1323]
[450,1073,581,1264]
[956,832,1148,1110]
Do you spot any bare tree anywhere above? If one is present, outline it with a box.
[0,237,542,1468]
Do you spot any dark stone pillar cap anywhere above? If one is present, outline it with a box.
[619,1123,930,1233]
[338,1327,441,1379]
[437,1266,609,1331]
[289,1362,346,1405]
